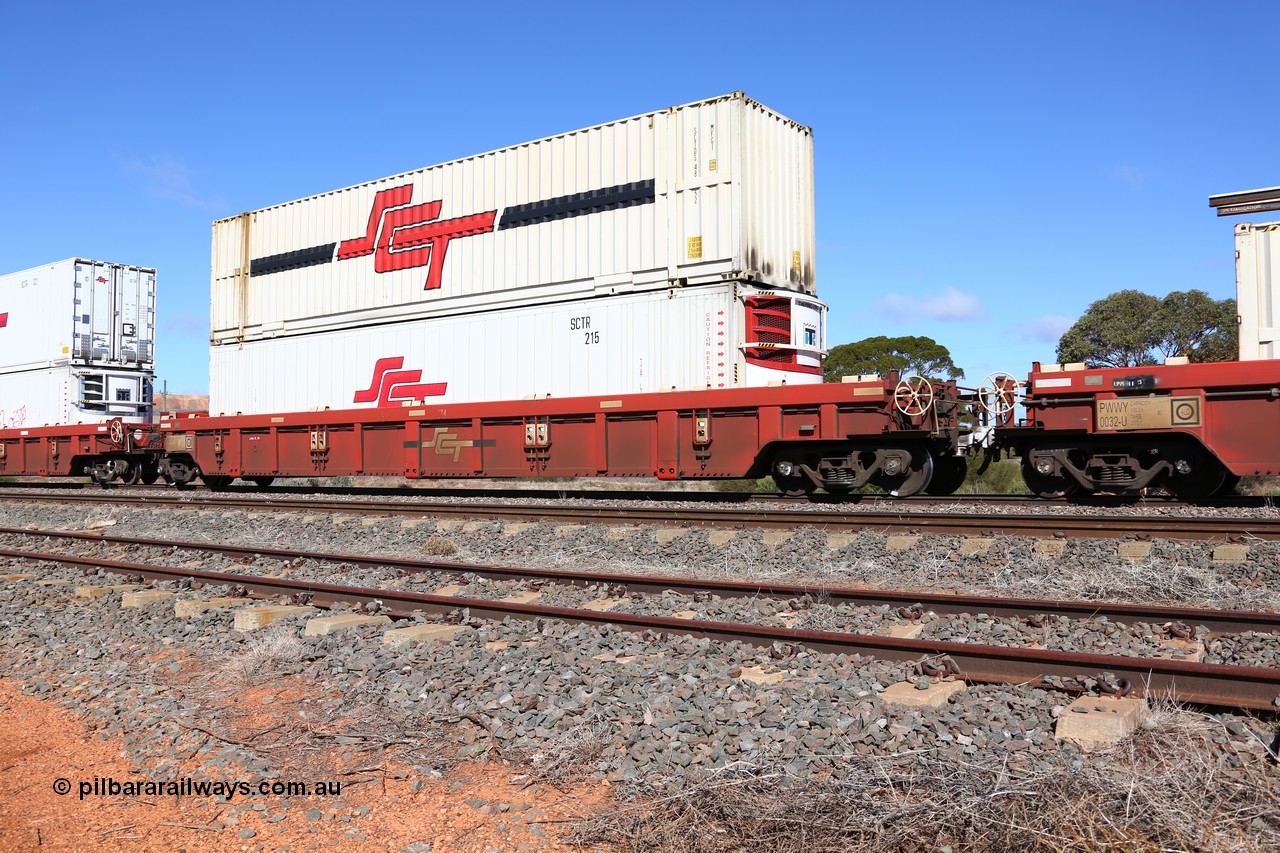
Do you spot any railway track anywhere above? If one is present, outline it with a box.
[3,477,1278,510]
[6,526,1279,710]
[1,489,1278,541]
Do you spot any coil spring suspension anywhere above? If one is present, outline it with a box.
[1090,465,1132,484]
[824,468,856,488]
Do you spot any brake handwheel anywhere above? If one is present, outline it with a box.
[894,375,934,416]
[108,418,126,446]
[978,372,1021,417]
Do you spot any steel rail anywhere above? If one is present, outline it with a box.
[4,526,1278,635]
[6,545,1277,710]
[1,480,1275,511]
[0,491,1278,541]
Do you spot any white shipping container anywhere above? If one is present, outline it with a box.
[0,259,156,373]
[211,92,815,344]
[0,365,153,428]
[210,284,825,415]
[1236,221,1280,360]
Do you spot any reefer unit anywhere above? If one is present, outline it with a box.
[210,92,816,345]
[0,365,153,428]
[210,283,826,415]
[1235,221,1280,360]
[0,259,156,371]
[0,259,155,425]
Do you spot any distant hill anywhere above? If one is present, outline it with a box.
[154,394,208,413]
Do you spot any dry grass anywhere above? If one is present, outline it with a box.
[516,716,612,786]
[575,701,1280,852]
[784,593,845,633]
[829,547,1280,611]
[172,645,455,784]
[420,536,460,557]
[996,553,1280,611]
[216,628,306,688]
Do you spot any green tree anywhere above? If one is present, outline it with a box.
[822,335,965,383]
[1153,290,1238,363]
[1056,289,1237,368]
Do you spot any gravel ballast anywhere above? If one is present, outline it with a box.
[1,497,1277,849]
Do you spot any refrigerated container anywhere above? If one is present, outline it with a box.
[1235,221,1280,360]
[0,365,153,427]
[0,259,156,371]
[0,259,155,424]
[210,283,826,415]
[211,92,816,345]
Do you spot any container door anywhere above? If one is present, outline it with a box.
[73,261,117,363]
[71,263,155,366]
[119,266,155,365]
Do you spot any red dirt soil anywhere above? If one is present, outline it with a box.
[0,679,612,851]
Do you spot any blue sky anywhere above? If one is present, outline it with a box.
[1,2,1274,394]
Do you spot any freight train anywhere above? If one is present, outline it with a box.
[1,94,1276,500]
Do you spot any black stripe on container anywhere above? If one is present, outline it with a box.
[498,180,655,230]
[250,243,337,277]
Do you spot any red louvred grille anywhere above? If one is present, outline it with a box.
[741,296,822,375]
[745,297,792,344]
[744,297,795,364]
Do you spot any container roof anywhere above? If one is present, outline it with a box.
[1208,186,1280,216]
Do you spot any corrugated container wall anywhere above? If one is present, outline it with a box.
[210,93,815,344]
[1236,221,1280,360]
[209,284,827,416]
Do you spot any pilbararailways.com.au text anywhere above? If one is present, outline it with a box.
[53,776,342,800]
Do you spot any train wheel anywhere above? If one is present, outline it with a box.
[162,459,197,488]
[251,477,275,489]
[1020,456,1080,499]
[775,474,816,497]
[873,449,934,497]
[772,456,817,497]
[202,474,235,490]
[1216,473,1242,496]
[1166,446,1227,500]
[139,465,161,485]
[121,463,142,486]
[925,454,967,495]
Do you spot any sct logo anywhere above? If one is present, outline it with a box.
[338,185,497,290]
[354,357,447,407]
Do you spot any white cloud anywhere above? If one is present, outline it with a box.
[878,286,986,322]
[1019,313,1075,343]
[121,154,221,210]
[1110,164,1149,189]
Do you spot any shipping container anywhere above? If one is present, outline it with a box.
[0,365,153,427]
[210,283,826,415]
[0,259,156,372]
[210,92,815,345]
[1235,221,1280,360]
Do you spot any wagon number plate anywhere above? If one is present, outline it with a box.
[1096,396,1201,431]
